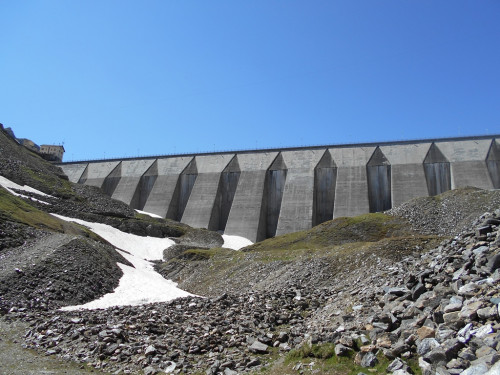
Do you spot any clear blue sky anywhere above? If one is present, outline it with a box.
[1,1,499,161]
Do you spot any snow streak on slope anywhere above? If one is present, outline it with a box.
[0,175,53,204]
[134,209,163,219]
[51,214,193,310]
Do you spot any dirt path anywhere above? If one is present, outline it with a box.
[0,316,105,375]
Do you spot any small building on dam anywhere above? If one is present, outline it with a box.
[59,135,500,242]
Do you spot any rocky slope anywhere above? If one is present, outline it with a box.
[8,206,499,375]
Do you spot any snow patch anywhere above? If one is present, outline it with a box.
[51,214,193,310]
[222,234,253,250]
[52,214,173,260]
[135,209,163,219]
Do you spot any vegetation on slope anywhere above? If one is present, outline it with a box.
[0,186,66,232]
[246,213,414,252]
[157,212,443,297]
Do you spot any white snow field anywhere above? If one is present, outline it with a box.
[52,214,193,310]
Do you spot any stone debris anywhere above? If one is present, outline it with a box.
[3,209,495,374]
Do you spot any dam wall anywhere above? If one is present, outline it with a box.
[60,135,500,242]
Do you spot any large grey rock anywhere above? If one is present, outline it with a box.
[249,340,268,354]
[477,307,497,320]
[458,283,481,297]
[474,324,494,339]
[335,343,353,356]
[458,323,474,344]
[487,253,500,273]
[417,338,440,356]
[459,348,478,361]
[461,301,484,320]
[484,361,500,375]
[388,358,405,372]
[460,363,489,375]
[424,347,448,365]
[392,370,412,375]
[145,345,157,356]
[444,311,465,329]
[385,287,410,296]
[444,303,463,313]
[360,352,378,368]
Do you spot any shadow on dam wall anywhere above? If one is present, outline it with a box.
[367,147,392,213]
[257,153,287,241]
[313,150,337,227]
[209,156,240,233]
[167,158,197,222]
[423,143,451,196]
[60,135,500,241]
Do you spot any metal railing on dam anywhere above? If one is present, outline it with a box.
[59,135,500,242]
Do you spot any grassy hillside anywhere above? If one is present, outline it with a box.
[157,212,442,297]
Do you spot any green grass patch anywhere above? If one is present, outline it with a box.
[0,187,65,231]
[257,343,395,375]
[246,213,416,253]
[181,247,233,260]
[20,165,76,198]
[0,186,99,240]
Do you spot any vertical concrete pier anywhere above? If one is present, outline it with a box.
[141,157,194,218]
[487,140,500,189]
[438,139,493,190]
[110,159,156,206]
[366,147,391,213]
[331,146,375,218]
[275,150,324,236]
[380,143,430,208]
[78,161,121,189]
[181,154,235,229]
[224,152,278,242]
[62,163,88,183]
[313,150,337,226]
[424,143,451,196]
[263,153,287,239]
[210,156,241,232]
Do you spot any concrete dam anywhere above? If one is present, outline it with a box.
[60,135,500,242]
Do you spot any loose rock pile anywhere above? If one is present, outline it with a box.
[0,236,129,312]
[305,209,500,375]
[13,209,500,374]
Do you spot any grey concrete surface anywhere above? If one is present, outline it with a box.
[487,140,500,189]
[141,157,194,218]
[59,163,88,183]
[275,150,324,236]
[331,146,376,218]
[181,154,235,229]
[224,152,279,242]
[78,161,121,189]
[380,143,430,208]
[60,135,499,241]
[110,159,156,206]
[438,139,493,190]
